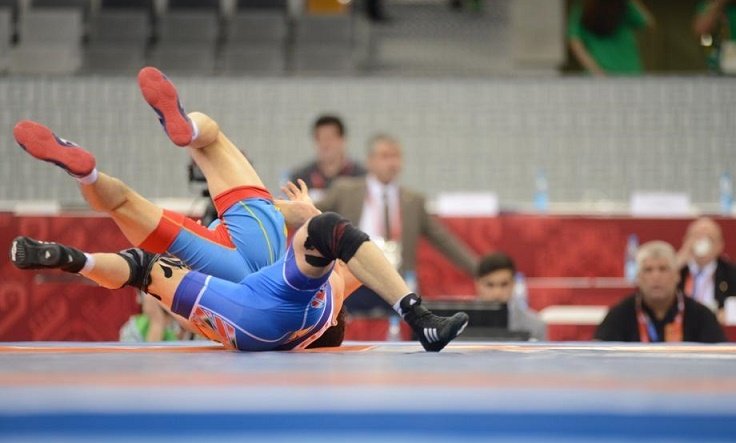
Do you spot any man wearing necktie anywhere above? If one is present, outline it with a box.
[676,217,736,323]
[317,134,478,314]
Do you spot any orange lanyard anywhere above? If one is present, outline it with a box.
[635,292,684,343]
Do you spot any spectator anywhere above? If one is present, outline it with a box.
[694,0,735,36]
[120,292,192,342]
[317,133,478,312]
[289,115,366,202]
[596,241,725,343]
[568,0,654,76]
[693,0,736,73]
[475,252,546,341]
[676,217,736,322]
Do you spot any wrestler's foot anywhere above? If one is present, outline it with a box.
[13,121,96,178]
[138,66,194,147]
[10,236,87,273]
[400,296,469,352]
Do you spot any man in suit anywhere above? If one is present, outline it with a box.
[317,134,478,313]
[676,217,736,323]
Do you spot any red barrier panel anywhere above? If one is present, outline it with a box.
[417,215,736,307]
[1,214,137,341]
[2,213,735,341]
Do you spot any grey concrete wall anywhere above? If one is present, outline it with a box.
[1,75,734,209]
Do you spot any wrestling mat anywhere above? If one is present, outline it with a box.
[1,341,735,442]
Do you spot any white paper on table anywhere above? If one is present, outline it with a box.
[435,192,499,217]
[630,192,691,217]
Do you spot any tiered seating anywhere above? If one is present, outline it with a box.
[221,1,287,75]
[10,0,85,74]
[292,14,357,74]
[0,4,11,73]
[0,0,369,75]
[84,0,152,74]
[147,0,221,74]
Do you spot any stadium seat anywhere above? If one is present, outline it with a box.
[291,15,366,74]
[84,0,151,74]
[0,8,10,73]
[147,1,220,74]
[10,7,83,74]
[222,10,287,75]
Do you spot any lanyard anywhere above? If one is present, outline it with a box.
[635,292,684,343]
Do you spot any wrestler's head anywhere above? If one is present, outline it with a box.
[306,307,346,349]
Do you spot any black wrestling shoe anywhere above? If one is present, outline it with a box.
[10,236,86,272]
[402,296,469,352]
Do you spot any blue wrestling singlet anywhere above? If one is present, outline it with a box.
[169,247,336,351]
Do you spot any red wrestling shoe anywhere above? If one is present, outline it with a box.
[137,66,194,147]
[13,120,96,178]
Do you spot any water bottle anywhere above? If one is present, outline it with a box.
[386,315,402,342]
[534,169,549,212]
[513,272,528,309]
[625,234,639,283]
[720,171,733,216]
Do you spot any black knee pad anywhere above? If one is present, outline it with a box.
[304,212,369,265]
[116,248,160,292]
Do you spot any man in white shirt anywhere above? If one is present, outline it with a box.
[676,217,736,323]
[317,134,478,313]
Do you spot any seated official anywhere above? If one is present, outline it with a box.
[475,253,546,341]
[596,241,726,343]
[676,217,736,323]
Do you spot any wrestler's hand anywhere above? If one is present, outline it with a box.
[281,179,313,206]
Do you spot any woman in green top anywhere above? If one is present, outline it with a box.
[694,0,736,39]
[694,1,736,73]
[568,0,655,76]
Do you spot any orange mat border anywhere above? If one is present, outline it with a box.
[1,343,736,355]
[0,344,375,354]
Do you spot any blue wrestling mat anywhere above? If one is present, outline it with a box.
[1,341,735,442]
